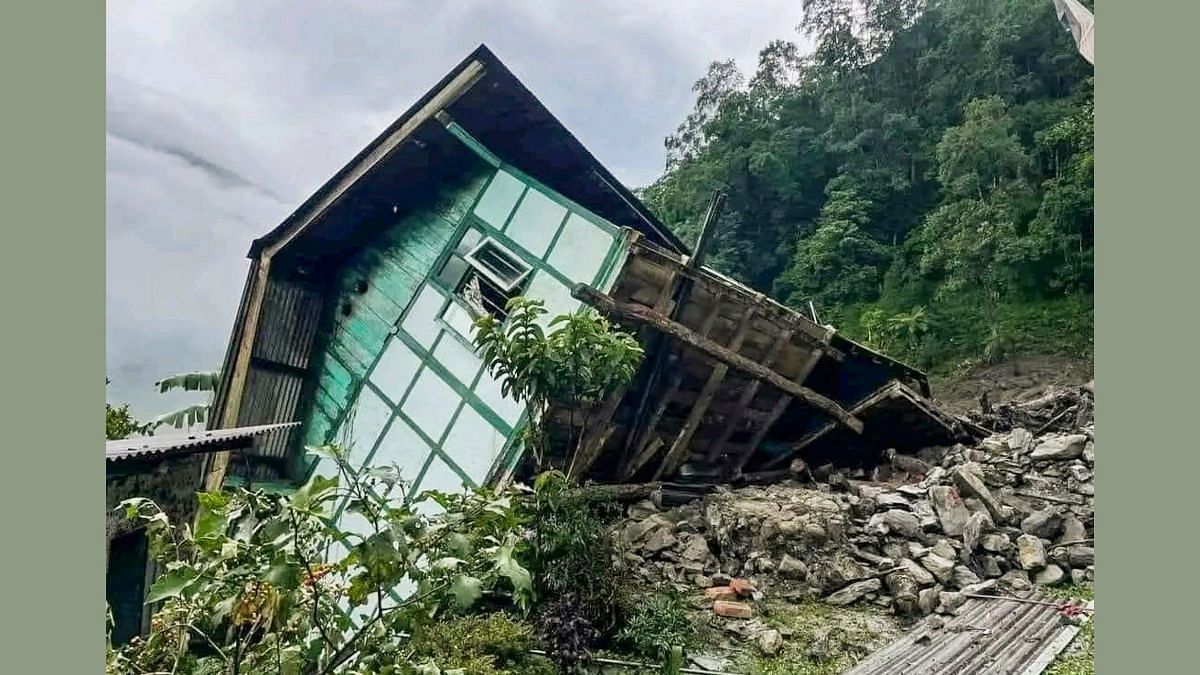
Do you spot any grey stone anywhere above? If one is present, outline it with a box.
[952,566,982,589]
[912,500,939,531]
[932,540,958,561]
[679,534,711,562]
[1059,515,1087,545]
[1071,569,1088,585]
[1022,508,1065,539]
[952,465,1006,523]
[1016,535,1047,570]
[1009,428,1034,452]
[757,629,784,656]
[980,533,1012,553]
[1048,546,1070,568]
[628,499,658,520]
[929,486,971,536]
[962,579,998,596]
[937,591,966,615]
[1068,546,1095,568]
[778,554,808,579]
[980,556,1004,578]
[693,575,713,588]
[900,558,937,587]
[1082,441,1095,466]
[643,528,678,554]
[1031,434,1088,461]
[1000,569,1032,593]
[920,554,955,584]
[1035,564,1067,586]
[622,515,671,545]
[866,509,923,539]
[877,492,912,511]
[1068,465,1092,482]
[825,578,882,606]
[918,587,940,615]
[886,571,922,615]
[962,512,993,556]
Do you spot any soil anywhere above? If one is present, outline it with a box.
[929,354,1094,414]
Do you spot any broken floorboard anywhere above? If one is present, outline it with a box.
[843,591,1092,675]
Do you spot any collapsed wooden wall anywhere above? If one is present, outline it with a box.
[542,236,964,485]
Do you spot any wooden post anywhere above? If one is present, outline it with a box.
[572,283,863,434]
[706,327,794,463]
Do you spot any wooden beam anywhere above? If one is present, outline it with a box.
[622,437,665,481]
[706,327,793,463]
[621,294,724,479]
[729,345,827,477]
[572,283,863,435]
[654,303,759,479]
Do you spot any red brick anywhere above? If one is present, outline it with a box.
[704,586,737,601]
[730,578,757,597]
[713,600,753,619]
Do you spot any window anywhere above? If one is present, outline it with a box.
[436,229,532,323]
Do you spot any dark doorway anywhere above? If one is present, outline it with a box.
[107,529,149,645]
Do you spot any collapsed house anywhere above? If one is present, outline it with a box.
[198,45,972,544]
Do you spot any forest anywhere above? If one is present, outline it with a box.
[640,0,1094,373]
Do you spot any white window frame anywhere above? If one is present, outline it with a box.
[462,236,532,293]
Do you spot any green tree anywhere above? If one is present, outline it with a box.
[106,378,150,440]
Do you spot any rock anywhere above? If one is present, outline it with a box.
[918,587,941,615]
[689,655,729,672]
[1035,564,1067,586]
[937,591,966,615]
[1068,546,1095,568]
[931,540,958,561]
[643,528,678,553]
[1021,508,1065,539]
[1009,428,1034,452]
[712,573,733,586]
[1071,569,1088,585]
[886,571,922,615]
[952,566,982,589]
[920,554,955,584]
[693,575,713,588]
[628,499,658,520]
[900,558,937,587]
[927,615,946,630]
[1059,516,1087,545]
[963,579,998,595]
[929,486,971,536]
[622,515,671,546]
[1000,569,1032,593]
[1048,546,1069,568]
[705,586,738,601]
[679,534,711,562]
[756,629,783,656]
[1031,434,1088,461]
[919,466,947,489]
[980,533,1012,553]
[980,556,1003,578]
[1082,441,1095,466]
[961,512,992,556]
[1068,465,1092,482]
[826,578,882,606]
[912,500,939,531]
[1016,535,1047,570]
[778,554,808,579]
[713,600,753,618]
[867,510,923,539]
[877,493,912,511]
[952,466,1006,524]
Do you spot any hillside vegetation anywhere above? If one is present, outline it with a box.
[641,0,1093,374]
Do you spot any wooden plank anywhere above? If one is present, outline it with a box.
[622,437,666,480]
[572,284,863,434]
[623,293,725,478]
[706,327,794,463]
[729,346,828,477]
[654,303,759,479]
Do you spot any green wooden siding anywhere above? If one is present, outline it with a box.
[301,135,631,570]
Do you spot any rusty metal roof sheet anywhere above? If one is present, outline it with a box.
[844,591,1092,675]
[105,423,300,462]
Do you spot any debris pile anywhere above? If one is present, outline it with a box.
[612,384,1095,622]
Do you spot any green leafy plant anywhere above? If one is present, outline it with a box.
[107,378,152,440]
[615,592,693,661]
[473,298,643,471]
[107,443,534,675]
[405,613,553,675]
[151,369,222,430]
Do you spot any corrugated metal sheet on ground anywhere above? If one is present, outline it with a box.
[106,423,300,462]
[844,592,1084,675]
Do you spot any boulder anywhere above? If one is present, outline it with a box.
[980,556,1004,578]
[931,540,958,561]
[1009,428,1034,452]
[1016,535,1047,570]
[900,558,937,587]
[886,571,922,616]
[1059,516,1087,545]
[757,629,783,656]
[1035,564,1067,586]
[644,528,678,554]
[826,578,882,606]
[952,566,982,589]
[929,486,971,536]
[622,515,672,546]
[877,493,912,511]
[912,501,939,531]
[952,466,1005,523]
[980,533,1012,553]
[1030,434,1088,461]
[937,591,966,615]
[961,512,993,556]
[1068,546,1095,568]
[866,510,923,539]
[1082,441,1095,466]
[920,554,956,584]
[918,587,941,615]
[1021,508,1065,539]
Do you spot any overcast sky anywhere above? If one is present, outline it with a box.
[106,0,812,422]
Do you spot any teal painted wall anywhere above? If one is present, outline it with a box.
[299,141,630,576]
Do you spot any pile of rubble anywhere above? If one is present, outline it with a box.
[612,384,1095,621]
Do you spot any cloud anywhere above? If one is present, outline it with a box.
[106,0,811,420]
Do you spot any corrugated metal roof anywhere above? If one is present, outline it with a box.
[844,591,1091,675]
[105,423,300,462]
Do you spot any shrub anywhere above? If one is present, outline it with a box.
[615,592,693,660]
